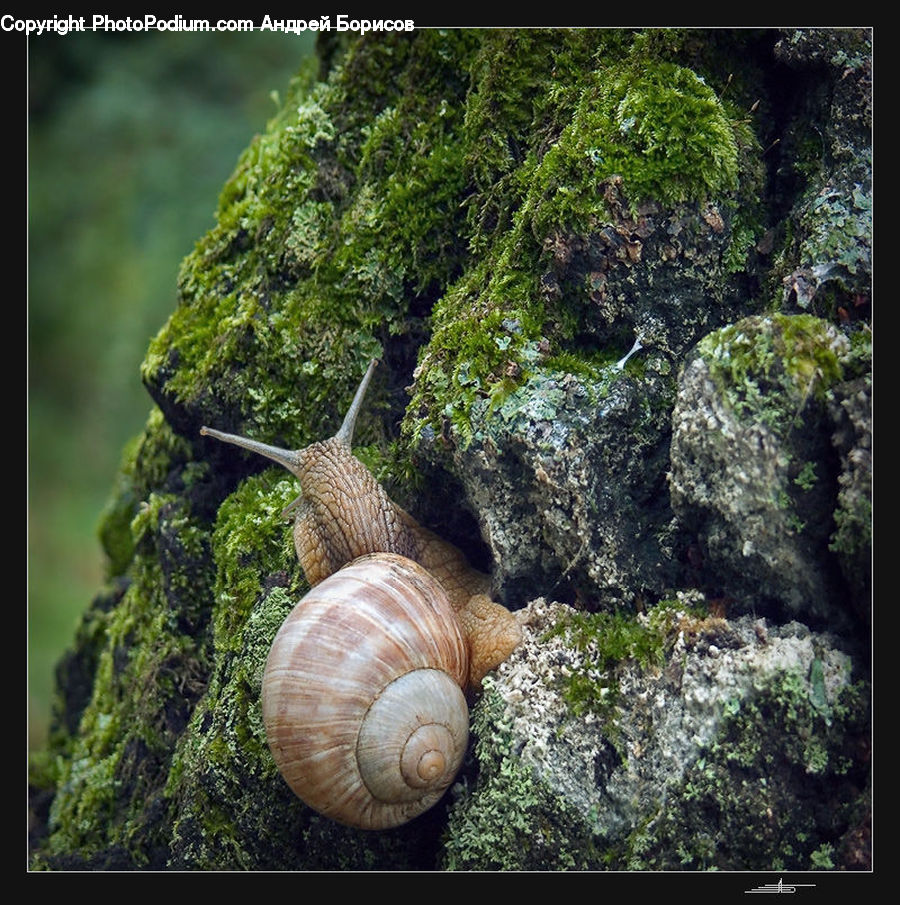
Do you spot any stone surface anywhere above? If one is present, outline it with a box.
[669,314,867,630]
[444,597,868,870]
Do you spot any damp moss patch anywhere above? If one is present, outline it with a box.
[405,41,755,448]
[697,313,855,432]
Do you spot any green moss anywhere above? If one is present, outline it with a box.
[96,434,141,579]
[544,599,693,721]
[830,494,871,559]
[158,472,312,869]
[793,460,818,491]
[544,348,621,379]
[141,33,491,457]
[36,403,215,867]
[462,30,607,244]
[208,472,301,646]
[523,61,738,237]
[810,843,835,869]
[354,439,425,500]
[404,33,756,448]
[41,568,209,865]
[141,54,387,446]
[846,324,872,375]
[335,30,479,296]
[698,313,851,433]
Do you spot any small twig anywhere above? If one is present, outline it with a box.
[615,336,644,370]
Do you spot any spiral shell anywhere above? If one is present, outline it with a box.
[262,553,470,830]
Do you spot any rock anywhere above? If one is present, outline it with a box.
[445,597,869,870]
[451,365,679,606]
[669,313,869,630]
[828,375,872,620]
[773,29,872,320]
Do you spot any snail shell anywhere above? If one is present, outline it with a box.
[262,552,470,830]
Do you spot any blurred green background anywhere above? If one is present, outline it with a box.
[28,30,314,750]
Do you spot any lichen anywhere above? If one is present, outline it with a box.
[543,600,690,720]
[669,313,871,625]
[767,29,872,318]
[798,180,872,280]
[442,678,601,870]
[617,672,870,870]
[447,599,868,871]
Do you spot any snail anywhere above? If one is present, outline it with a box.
[200,359,522,829]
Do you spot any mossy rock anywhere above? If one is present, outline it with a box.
[670,313,871,627]
[444,599,870,871]
[31,28,870,871]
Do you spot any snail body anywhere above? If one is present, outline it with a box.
[200,359,521,829]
